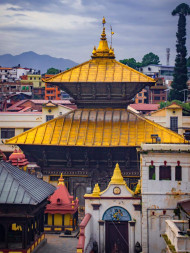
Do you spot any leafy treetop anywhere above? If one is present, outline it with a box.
[141,52,160,66]
[47,68,60,74]
[119,52,160,69]
[172,3,190,16]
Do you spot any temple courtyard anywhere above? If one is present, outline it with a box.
[38,234,78,253]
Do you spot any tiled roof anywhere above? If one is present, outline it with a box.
[0,161,55,205]
[0,67,12,70]
[7,99,74,111]
[6,109,185,147]
[7,100,27,111]
[45,59,155,83]
[130,104,159,111]
[30,100,72,104]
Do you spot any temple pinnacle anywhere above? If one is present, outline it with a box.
[102,16,106,26]
[58,173,65,185]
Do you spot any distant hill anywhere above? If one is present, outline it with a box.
[0,51,78,74]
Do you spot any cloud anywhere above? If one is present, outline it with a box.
[0,0,189,65]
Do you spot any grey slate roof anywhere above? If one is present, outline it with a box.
[0,161,56,205]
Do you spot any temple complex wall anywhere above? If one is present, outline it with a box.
[141,144,190,253]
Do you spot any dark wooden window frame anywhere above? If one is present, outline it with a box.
[149,165,156,180]
[175,166,182,181]
[159,165,171,180]
[1,128,15,139]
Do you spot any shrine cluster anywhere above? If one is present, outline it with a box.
[0,18,189,253]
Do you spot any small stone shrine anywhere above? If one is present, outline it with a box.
[45,173,79,233]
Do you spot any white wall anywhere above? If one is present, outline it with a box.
[141,144,190,253]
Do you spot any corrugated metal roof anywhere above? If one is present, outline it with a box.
[6,109,185,147]
[45,59,155,83]
[0,161,55,205]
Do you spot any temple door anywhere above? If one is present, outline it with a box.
[105,221,129,253]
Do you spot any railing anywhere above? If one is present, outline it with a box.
[77,213,92,253]
[165,220,190,252]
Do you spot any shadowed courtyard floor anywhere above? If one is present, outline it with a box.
[38,234,78,253]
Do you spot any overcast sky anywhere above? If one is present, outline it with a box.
[0,0,190,65]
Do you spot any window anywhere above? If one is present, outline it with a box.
[154,96,160,100]
[138,93,142,97]
[159,165,171,180]
[1,128,15,139]
[30,77,32,80]
[170,117,178,133]
[46,115,54,122]
[24,128,31,132]
[34,77,36,80]
[138,99,142,103]
[175,165,182,181]
[154,90,160,94]
[149,165,156,180]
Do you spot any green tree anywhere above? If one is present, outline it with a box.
[47,68,60,74]
[187,56,190,67]
[169,3,190,102]
[119,58,141,70]
[141,52,160,66]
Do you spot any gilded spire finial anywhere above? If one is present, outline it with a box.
[102,16,106,26]
[58,173,65,185]
[91,17,115,59]
[92,183,100,197]
[110,163,126,185]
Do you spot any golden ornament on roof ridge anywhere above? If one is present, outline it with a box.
[91,183,100,197]
[58,173,65,185]
[110,163,126,185]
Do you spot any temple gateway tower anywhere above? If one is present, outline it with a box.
[6,18,184,207]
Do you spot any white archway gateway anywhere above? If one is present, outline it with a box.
[103,206,132,252]
[80,163,141,253]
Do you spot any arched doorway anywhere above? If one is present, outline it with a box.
[103,206,131,253]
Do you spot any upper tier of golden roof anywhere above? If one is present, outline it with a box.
[45,59,154,83]
[6,108,185,147]
[44,18,154,84]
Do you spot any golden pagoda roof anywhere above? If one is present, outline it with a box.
[44,17,154,84]
[44,59,154,83]
[6,108,185,147]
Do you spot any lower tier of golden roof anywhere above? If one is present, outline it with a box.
[6,109,185,147]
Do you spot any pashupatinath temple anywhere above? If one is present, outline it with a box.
[6,18,184,207]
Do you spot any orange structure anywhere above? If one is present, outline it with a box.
[9,149,29,170]
[45,74,61,100]
[45,174,79,232]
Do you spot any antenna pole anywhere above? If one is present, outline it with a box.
[110,25,112,48]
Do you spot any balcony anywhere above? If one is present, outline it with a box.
[163,220,190,253]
